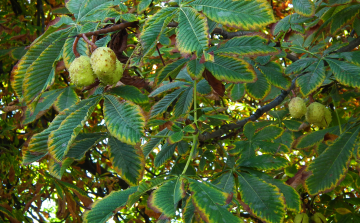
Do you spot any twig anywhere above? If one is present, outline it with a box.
[82,33,97,50]
[75,22,138,38]
[73,36,80,57]
[156,45,166,66]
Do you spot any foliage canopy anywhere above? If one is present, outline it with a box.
[1,0,360,222]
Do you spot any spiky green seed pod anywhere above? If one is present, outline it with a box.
[68,56,96,87]
[289,97,307,118]
[314,108,332,128]
[97,59,124,85]
[294,213,309,223]
[306,102,326,124]
[90,47,117,78]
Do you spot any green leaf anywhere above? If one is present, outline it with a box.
[155,143,177,167]
[205,55,256,83]
[325,58,360,88]
[292,0,315,17]
[149,81,189,97]
[168,131,184,144]
[151,87,187,118]
[259,62,291,90]
[285,58,317,75]
[183,196,196,223]
[66,0,113,22]
[190,0,275,30]
[295,127,338,149]
[140,7,178,56]
[104,95,145,145]
[11,29,67,99]
[245,169,301,213]
[212,171,235,193]
[174,86,194,117]
[23,31,68,103]
[23,89,63,125]
[196,79,211,95]
[83,187,137,223]
[305,126,360,195]
[237,172,285,223]
[155,58,190,86]
[283,120,302,131]
[330,4,360,34]
[54,86,80,112]
[244,121,256,140]
[49,157,74,179]
[296,60,326,96]
[48,97,100,162]
[188,178,241,223]
[143,128,169,157]
[238,154,288,170]
[63,27,88,69]
[245,69,271,100]
[148,178,185,218]
[23,97,92,165]
[66,133,106,160]
[108,85,149,104]
[187,59,205,79]
[108,137,144,186]
[230,83,245,101]
[138,0,152,14]
[0,206,17,220]
[127,177,169,207]
[273,14,291,36]
[253,125,284,141]
[176,7,209,55]
[214,36,278,57]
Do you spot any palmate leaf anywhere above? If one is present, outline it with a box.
[246,169,301,213]
[22,97,92,165]
[54,86,79,112]
[205,55,256,83]
[190,0,275,30]
[245,69,271,100]
[148,178,186,218]
[214,36,278,57]
[196,79,212,95]
[329,4,360,34]
[188,178,241,223]
[292,0,315,17]
[325,58,360,88]
[149,81,189,97]
[183,196,196,223]
[104,95,145,145]
[108,85,149,104]
[138,0,152,14]
[237,172,285,223]
[142,128,169,157]
[176,7,209,55]
[187,59,205,79]
[296,60,326,96]
[108,137,145,186]
[259,62,291,90]
[66,133,106,160]
[305,126,360,195]
[151,87,187,118]
[23,31,68,103]
[285,57,318,75]
[78,1,118,22]
[23,89,63,125]
[229,83,245,101]
[155,143,177,167]
[140,7,178,56]
[174,86,193,117]
[66,0,108,22]
[212,171,235,193]
[295,126,339,149]
[62,27,88,69]
[155,58,190,86]
[238,154,289,170]
[11,29,68,99]
[48,96,101,162]
[83,187,137,223]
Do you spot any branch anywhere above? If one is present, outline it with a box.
[75,21,138,38]
[198,36,360,142]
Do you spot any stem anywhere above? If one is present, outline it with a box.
[333,100,342,134]
[82,34,97,50]
[73,36,80,57]
[182,80,198,175]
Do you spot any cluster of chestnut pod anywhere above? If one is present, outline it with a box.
[68,47,124,87]
[288,97,332,128]
[294,212,326,223]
